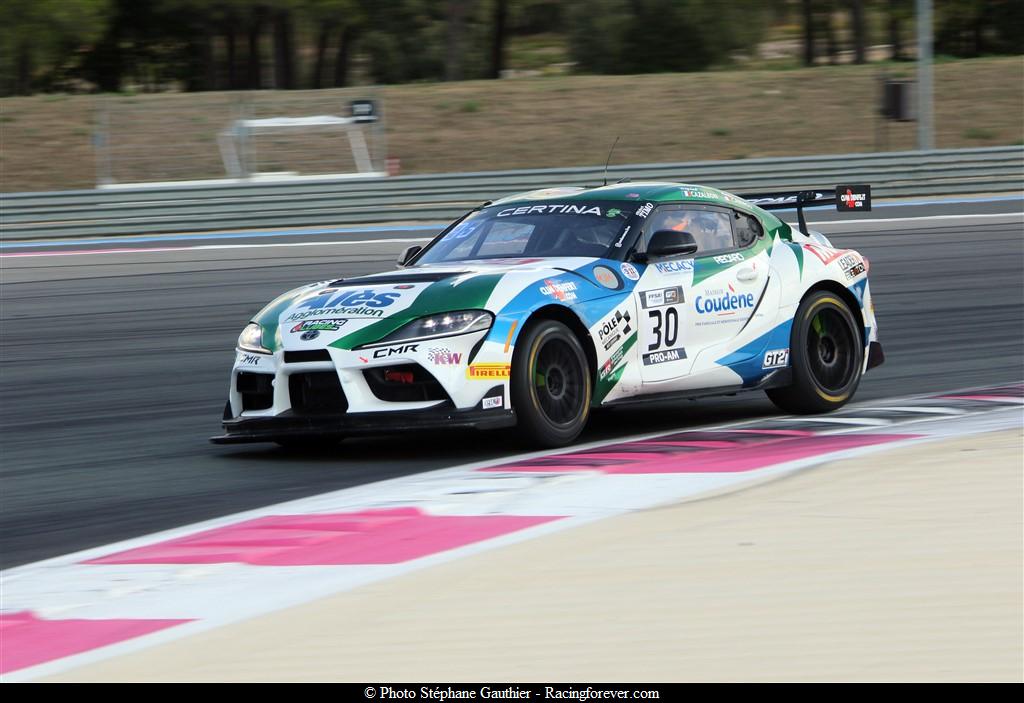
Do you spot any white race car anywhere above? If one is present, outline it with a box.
[213,182,883,448]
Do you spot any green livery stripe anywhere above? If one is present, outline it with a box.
[254,288,313,353]
[593,332,638,404]
[330,273,505,350]
[691,234,773,288]
[788,241,804,280]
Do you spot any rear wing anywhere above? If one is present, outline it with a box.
[740,185,872,234]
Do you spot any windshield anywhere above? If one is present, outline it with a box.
[415,201,638,265]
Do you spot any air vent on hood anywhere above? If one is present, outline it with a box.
[328,272,468,287]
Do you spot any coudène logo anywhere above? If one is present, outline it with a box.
[695,285,755,314]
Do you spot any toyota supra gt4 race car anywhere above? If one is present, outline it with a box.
[213,182,883,448]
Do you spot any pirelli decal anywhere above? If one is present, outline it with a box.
[466,363,511,380]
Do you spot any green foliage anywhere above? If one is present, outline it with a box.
[935,0,1024,56]
[566,0,770,74]
[0,0,111,94]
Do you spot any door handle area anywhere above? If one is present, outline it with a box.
[736,267,759,282]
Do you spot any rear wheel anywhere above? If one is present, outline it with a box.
[767,290,863,414]
[511,320,592,447]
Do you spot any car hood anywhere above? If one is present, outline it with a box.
[252,257,616,352]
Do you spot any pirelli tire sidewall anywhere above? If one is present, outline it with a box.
[511,319,592,447]
[770,290,863,414]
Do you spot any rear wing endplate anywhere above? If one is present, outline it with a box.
[740,184,872,234]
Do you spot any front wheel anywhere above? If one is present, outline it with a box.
[511,320,592,447]
[767,290,863,414]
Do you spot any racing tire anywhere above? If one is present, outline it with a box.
[511,319,592,448]
[766,290,863,414]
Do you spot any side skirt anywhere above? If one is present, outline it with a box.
[599,368,793,408]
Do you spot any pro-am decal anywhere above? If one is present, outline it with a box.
[642,347,687,366]
[641,286,684,309]
[763,349,790,368]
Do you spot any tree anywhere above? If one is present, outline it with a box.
[801,0,816,66]
[489,0,507,79]
[850,0,866,64]
[0,0,111,94]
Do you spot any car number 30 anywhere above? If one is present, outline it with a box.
[647,308,679,351]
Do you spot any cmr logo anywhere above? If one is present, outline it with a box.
[372,344,418,359]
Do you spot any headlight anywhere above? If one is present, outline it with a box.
[238,322,270,354]
[368,310,493,346]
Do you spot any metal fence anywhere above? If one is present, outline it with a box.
[3,146,1021,240]
[93,89,387,185]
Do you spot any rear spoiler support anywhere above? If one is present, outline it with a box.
[740,185,872,234]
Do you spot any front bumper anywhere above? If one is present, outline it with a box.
[211,404,516,444]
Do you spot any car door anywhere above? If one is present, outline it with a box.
[635,204,767,385]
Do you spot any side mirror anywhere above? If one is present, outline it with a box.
[396,245,422,267]
[645,230,698,259]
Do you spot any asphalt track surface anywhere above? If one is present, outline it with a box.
[1,198,1022,568]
